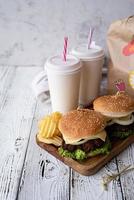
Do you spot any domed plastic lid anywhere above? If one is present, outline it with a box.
[45,54,81,73]
[71,42,104,60]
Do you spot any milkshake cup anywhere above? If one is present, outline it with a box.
[45,55,81,113]
[71,42,104,106]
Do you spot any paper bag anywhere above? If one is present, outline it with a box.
[107,16,134,96]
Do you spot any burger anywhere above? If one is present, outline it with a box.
[58,109,111,160]
[93,92,134,139]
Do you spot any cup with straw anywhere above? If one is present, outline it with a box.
[71,27,105,106]
[45,37,81,113]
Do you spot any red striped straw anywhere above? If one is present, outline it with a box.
[87,27,94,49]
[63,37,68,61]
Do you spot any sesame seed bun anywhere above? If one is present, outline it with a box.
[93,92,134,118]
[58,109,106,144]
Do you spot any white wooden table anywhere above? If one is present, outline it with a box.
[0,66,134,200]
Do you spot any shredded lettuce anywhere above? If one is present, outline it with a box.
[58,138,111,161]
[58,148,87,160]
[75,149,87,160]
[58,147,76,159]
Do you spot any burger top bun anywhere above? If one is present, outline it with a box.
[93,92,134,118]
[58,109,106,144]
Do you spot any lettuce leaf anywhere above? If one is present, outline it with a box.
[58,147,76,159]
[58,148,87,160]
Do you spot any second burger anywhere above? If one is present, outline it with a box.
[93,92,134,139]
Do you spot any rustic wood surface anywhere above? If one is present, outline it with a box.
[0,66,133,200]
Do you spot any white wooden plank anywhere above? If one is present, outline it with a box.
[17,101,70,200]
[0,67,17,112]
[116,144,134,200]
[70,159,123,200]
[0,66,41,200]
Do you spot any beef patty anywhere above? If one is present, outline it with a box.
[62,139,104,152]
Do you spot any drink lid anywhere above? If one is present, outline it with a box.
[71,41,104,60]
[45,54,81,73]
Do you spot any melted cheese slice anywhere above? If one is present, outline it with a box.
[68,130,107,145]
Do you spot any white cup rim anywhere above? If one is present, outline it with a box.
[45,54,81,73]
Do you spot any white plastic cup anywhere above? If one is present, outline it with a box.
[71,42,104,106]
[45,55,81,113]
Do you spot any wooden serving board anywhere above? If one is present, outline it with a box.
[36,135,134,176]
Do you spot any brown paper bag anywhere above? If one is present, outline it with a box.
[107,16,134,96]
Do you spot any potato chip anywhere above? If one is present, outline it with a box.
[38,112,62,145]
[37,133,62,146]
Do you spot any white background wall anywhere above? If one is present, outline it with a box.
[0,0,134,66]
